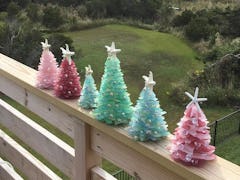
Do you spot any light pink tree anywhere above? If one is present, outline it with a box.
[170,87,216,165]
[36,39,58,89]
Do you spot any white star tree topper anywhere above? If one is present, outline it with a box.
[105,42,121,57]
[60,44,75,65]
[142,71,156,90]
[41,39,51,51]
[185,87,207,111]
[85,65,93,75]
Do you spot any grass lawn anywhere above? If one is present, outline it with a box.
[215,135,240,166]
[64,24,233,131]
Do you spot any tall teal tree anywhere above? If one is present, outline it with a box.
[93,42,133,125]
[129,71,169,141]
[79,65,98,109]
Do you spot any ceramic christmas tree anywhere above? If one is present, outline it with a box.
[93,42,132,125]
[128,71,169,141]
[54,44,81,99]
[79,65,98,109]
[170,87,216,165]
[36,39,58,89]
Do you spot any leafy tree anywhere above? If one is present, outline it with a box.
[0,20,43,67]
[225,8,240,37]
[185,17,212,41]
[0,1,11,11]
[14,0,30,8]
[77,5,87,17]
[26,3,41,22]
[12,28,43,67]
[42,6,64,29]
[156,2,173,27]
[7,2,20,18]
[172,10,195,27]
[48,34,74,63]
[86,0,107,18]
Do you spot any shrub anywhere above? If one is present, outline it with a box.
[172,10,195,27]
[42,6,64,29]
[48,34,75,63]
[203,87,240,106]
[185,17,213,41]
[26,3,41,22]
[7,2,20,18]
[77,5,87,18]
[86,0,107,19]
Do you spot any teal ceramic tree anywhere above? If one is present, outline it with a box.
[93,42,133,125]
[129,71,169,141]
[79,65,98,109]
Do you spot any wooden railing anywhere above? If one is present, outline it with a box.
[0,53,239,180]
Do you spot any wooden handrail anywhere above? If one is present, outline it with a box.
[0,53,240,180]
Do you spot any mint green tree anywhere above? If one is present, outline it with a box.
[93,42,133,125]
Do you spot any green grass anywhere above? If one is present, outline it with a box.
[215,135,240,166]
[64,24,233,131]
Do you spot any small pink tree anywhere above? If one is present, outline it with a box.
[36,39,58,89]
[170,87,216,165]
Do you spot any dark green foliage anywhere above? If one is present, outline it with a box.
[174,7,240,41]
[204,40,240,62]
[172,10,195,27]
[185,17,212,41]
[155,1,174,27]
[84,0,162,23]
[14,0,30,8]
[203,87,240,106]
[0,21,43,67]
[26,3,41,22]
[42,6,64,29]
[77,5,87,17]
[223,9,240,37]
[48,34,74,63]
[7,2,20,18]
[86,0,107,18]
[14,28,43,68]
[0,1,11,11]
[188,55,240,106]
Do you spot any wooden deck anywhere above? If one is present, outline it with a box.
[0,53,240,180]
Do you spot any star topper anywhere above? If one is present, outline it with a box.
[41,39,51,51]
[142,71,156,90]
[85,65,93,75]
[185,87,207,111]
[105,42,121,57]
[60,44,75,65]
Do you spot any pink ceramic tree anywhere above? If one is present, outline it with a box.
[36,39,58,89]
[170,87,216,165]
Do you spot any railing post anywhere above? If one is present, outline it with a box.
[73,120,101,180]
[213,121,218,146]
